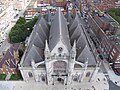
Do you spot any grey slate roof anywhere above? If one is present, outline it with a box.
[21,9,96,67]
[77,45,96,65]
[28,17,49,47]
[69,14,96,65]
[76,34,87,57]
[28,32,44,49]
[70,25,82,44]
[23,45,43,67]
[39,17,49,37]
[49,8,71,51]
[65,10,72,22]
[22,17,49,67]
[69,14,80,31]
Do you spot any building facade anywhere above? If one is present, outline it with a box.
[37,0,52,5]
[19,8,103,85]
[88,13,120,65]
[0,43,20,74]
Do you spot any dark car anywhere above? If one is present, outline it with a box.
[99,54,103,60]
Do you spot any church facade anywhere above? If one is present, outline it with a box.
[19,8,100,85]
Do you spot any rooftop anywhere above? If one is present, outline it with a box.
[99,14,119,26]
[21,8,96,67]
[109,34,120,50]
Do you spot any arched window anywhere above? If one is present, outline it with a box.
[28,72,33,78]
[86,72,90,77]
[53,61,66,73]
[42,76,45,81]
[73,75,78,81]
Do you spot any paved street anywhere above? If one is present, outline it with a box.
[0,25,12,55]
[109,80,120,90]
[0,0,32,55]
[0,40,11,55]
[0,74,109,90]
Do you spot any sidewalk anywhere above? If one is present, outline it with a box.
[102,60,120,86]
[5,74,11,80]
[0,72,109,90]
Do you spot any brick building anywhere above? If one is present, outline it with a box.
[92,0,119,12]
[88,13,120,67]
[0,43,20,74]
[53,0,67,7]
[37,0,52,5]
[96,4,113,12]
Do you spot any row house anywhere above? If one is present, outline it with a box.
[88,13,120,66]
[0,43,20,74]
[96,4,113,12]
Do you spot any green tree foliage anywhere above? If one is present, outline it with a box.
[9,16,38,43]
[10,74,22,80]
[0,74,6,80]
[108,8,120,24]
[16,17,26,24]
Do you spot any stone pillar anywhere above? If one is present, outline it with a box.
[38,74,41,82]
[31,60,38,82]
[46,62,53,85]
[44,40,53,85]
[78,73,82,82]
[67,41,76,84]
[64,76,67,85]
[18,64,27,81]
[53,76,55,85]
[89,66,99,82]
[79,60,88,82]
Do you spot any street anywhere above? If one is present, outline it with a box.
[109,80,120,90]
[0,39,11,55]
[79,5,120,89]
[0,0,32,56]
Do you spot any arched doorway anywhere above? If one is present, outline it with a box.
[53,77,64,85]
[52,61,67,85]
[57,78,62,81]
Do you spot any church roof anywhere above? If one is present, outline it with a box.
[21,16,48,67]
[49,8,71,51]
[23,45,43,67]
[28,32,44,49]
[21,9,96,67]
[69,14,80,32]
[69,14,96,65]
[28,17,49,46]
[70,25,82,44]
[65,10,72,22]
[76,45,96,65]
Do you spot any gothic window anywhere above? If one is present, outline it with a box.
[74,64,82,68]
[86,72,90,77]
[28,72,33,78]
[59,54,61,57]
[53,61,66,73]
[73,75,78,81]
[42,76,45,81]
[58,47,63,53]
[73,77,78,81]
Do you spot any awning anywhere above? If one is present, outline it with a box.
[116,68,120,74]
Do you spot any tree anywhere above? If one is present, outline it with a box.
[108,8,120,24]
[9,16,38,43]
[16,17,26,24]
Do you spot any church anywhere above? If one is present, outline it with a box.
[19,8,101,85]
